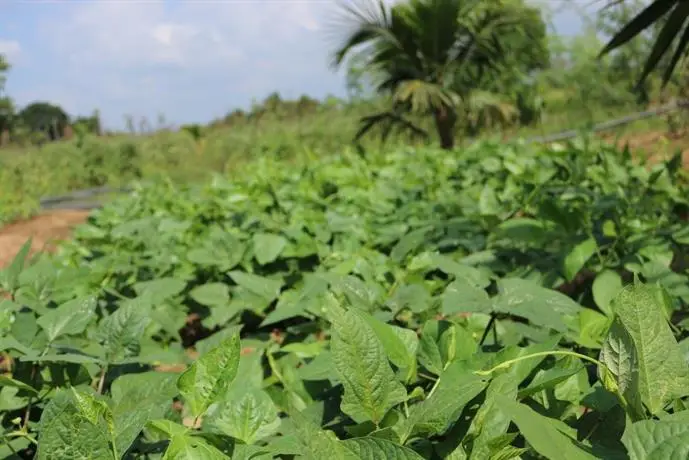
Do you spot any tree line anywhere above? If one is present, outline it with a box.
[0,57,102,146]
[0,0,686,150]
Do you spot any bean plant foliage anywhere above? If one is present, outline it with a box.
[1,139,689,459]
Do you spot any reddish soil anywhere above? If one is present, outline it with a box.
[599,130,689,167]
[0,210,90,267]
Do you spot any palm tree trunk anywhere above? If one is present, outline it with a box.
[433,106,457,150]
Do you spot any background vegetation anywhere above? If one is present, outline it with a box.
[1,0,689,458]
[0,0,688,223]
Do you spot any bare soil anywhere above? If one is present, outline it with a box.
[0,210,90,267]
[599,130,689,167]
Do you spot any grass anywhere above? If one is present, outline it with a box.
[0,97,686,225]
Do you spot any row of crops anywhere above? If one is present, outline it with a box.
[1,139,689,459]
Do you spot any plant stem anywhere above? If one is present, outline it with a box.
[479,314,496,346]
[97,365,108,394]
[474,350,603,376]
[21,364,38,431]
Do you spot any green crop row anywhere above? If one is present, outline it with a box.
[0,139,688,459]
[0,98,676,225]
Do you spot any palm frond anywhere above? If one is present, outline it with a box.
[463,90,519,129]
[392,80,458,114]
[599,0,689,87]
[354,110,429,144]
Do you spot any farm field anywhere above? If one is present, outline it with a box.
[1,137,688,458]
[0,97,686,227]
[2,123,687,268]
[4,0,689,457]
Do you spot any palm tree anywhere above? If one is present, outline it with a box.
[599,0,689,87]
[328,0,547,150]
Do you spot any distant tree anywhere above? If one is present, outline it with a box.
[478,0,550,95]
[18,101,70,141]
[0,55,15,139]
[73,109,103,136]
[0,54,8,91]
[124,115,136,134]
[0,98,14,137]
[329,0,551,149]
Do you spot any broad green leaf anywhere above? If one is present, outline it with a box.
[204,387,280,444]
[609,283,689,414]
[430,254,491,287]
[622,411,689,460]
[418,320,477,375]
[0,438,30,459]
[487,335,562,385]
[443,444,468,460]
[519,356,586,399]
[177,333,241,418]
[194,325,243,356]
[478,185,500,216]
[285,411,355,459]
[353,309,418,382]
[496,395,597,460]
[592,270,623,316]
[147,419,189,438]
[442,279,491,315]
[391,227,432,262]
[252,232,288,265]
[467,374,518,460]
[387,284,431,314]
[261,276,328,326]
[281,341,327,358]
[0,301,17,336]
[36,389,113,460]
[228,271,283,301]
[0,238,31,291]
[23,353,102,365]
[111,372,179,455]
[189,283,230,307]
[563,238,597,281]
[342,437,424,459]
[401,362,488,442]
[163,434,229,459]
[329,274,379,312]
[37,296,97,342]
[599,319,644,419]
[492,218,550,246]
[330,308,407,424]
[673,226,689,245]
[70,388,115,437]
[97,297,151,362]
[0,375,38,395]
[297,350,335,381]
[494,278,582,332]
[134,277,187,304]
[0,334,35,356]
[577,309,610,349]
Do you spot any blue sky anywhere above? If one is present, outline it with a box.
[0,0,596,130]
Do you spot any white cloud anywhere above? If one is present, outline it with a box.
[8,0,588,128]
[42,1,332,71]
[17,0,344,127]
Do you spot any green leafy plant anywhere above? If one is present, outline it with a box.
[0,138,688,458]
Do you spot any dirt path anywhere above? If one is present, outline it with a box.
[599,130,689,166]
[0,210,90,267]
